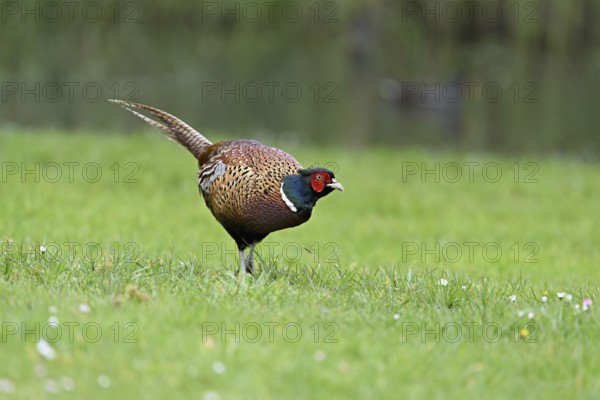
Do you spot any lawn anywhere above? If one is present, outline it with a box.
[1,130,599,399]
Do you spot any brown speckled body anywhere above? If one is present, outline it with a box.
[110,99,342,275]
[197,139,307,248]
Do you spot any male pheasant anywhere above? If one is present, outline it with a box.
[109,100,343,278]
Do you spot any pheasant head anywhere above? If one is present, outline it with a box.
[280,168,344,219]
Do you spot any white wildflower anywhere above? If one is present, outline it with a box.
[212,362,226,374]
[565,294,573,302]
[97,375,111,388]
[60,376,75,391]
[0,379,15,394]
[203,391,221,400]
[78,303,91,313]
[44,379,59,394]
[36,339,56,360]
[314,350,326,362]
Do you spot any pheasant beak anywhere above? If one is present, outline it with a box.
[327,178,344,192]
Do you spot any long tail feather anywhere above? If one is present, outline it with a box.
[109,99,212,159]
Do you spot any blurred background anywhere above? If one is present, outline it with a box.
[1,0,599,156]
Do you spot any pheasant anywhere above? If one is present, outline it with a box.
[109,100,343,279]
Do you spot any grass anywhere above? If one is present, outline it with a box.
[1,130,600,399]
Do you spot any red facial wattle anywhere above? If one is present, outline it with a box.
[310,172,330,193]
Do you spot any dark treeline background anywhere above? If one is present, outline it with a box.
[1,0,599,156]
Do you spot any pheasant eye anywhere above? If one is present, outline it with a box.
[315,174,324,181]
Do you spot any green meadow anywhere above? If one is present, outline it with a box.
[1,131,599,399]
